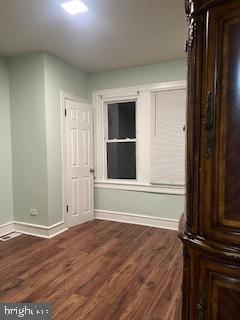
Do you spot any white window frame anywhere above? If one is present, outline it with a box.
[93,80,186,195]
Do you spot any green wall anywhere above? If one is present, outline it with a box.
[44,53,88,224]
[88,59,186,95]
[1,54,186,227]
[9,53,49,225]
[89,59,186,220]
[95,189,185,220]
[7,52,88,226]
[0,58,14,225]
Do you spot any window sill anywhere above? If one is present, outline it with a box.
[95,181,185,195]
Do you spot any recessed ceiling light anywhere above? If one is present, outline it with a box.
[61,0,88,15]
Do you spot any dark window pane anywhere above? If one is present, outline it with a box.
[108,102,136,139]
[107,142,136,179]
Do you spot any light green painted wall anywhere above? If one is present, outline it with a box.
[8,52,88,226]
[89,59,187,220]
[0,57,14,225]
[44,53,88,224]
[88,59,186,96]
[2,54,186,227]
[95,189,184,220]
[9,53,49,225]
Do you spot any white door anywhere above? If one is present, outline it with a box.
[65,99,94,227]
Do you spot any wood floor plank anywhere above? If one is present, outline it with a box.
[0,221,182,320]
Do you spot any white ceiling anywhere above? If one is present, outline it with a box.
[0,0,187,73]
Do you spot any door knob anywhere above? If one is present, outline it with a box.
[90,168,95,180]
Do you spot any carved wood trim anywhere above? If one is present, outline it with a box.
[186,35,194,233]
[185,0,197,50]
[185,0,193,16]
[204,91,215,159]
[187,19,197,49]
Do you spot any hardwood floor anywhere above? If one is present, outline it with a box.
[0,221,182,320]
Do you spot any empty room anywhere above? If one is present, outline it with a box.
[1,0,239,319]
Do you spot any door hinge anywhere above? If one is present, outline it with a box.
[66,205,69,213]
[65,108,67,117]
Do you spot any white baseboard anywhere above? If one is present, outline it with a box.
[14,221,68,239]
[0,221,67,239]
[95,210,179,231]
[1,211,179,239]
[0,221,15,236]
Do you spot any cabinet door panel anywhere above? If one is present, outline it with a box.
[215,285,240,320]
[200,1,240,245]
[201,258,240,320]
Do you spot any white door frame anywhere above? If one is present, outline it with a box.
[60,91,90,229]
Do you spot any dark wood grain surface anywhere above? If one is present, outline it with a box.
[0,221,182,320]
[181,1,240,319]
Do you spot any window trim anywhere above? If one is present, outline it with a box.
[93,80,187,194]
[106,139,137,143]
[95,181,185,195]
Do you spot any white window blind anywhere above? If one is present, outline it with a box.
[150,89,186,186]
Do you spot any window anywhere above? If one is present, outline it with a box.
[106,101,136,180]
[93,81,186,194]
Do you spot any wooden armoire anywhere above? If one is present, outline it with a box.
[179,0,240,319]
